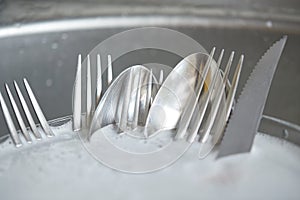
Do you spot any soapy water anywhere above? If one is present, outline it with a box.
[0,122,300,199]
[102,125,174,154]
[82,125,192,173]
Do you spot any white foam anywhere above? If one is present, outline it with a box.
[0,125,299,200]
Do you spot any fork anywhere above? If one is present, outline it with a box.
[72,54,113,131]
[175,48,244,143]
[72,53,162,134]
[0,78,54,147]
[118,67,154,133]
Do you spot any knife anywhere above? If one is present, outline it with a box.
[217,36,287,158]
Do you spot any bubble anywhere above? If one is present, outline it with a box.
[46,79,53,87]
[51,43,58,49]
[57,60,63,67]
[19,49,24,55]
[266,21,273,28]
[61,33,68,40]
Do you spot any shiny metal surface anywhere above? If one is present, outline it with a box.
[14,81,42,140]
[224,53,243,120]
[0,1,299,199]
[24,78,55,137]
[218,36,287,157]
[198,54,244,158]
[107,55,113,86]
[175,48,216,140]
[145,52,221,137]
[158,70,164,85]
[0,91,22,147]
[5,84,32,143]
[0,16,300,137]
[89,65,158,138]
[96,54,102,105]
[0,78,53,146]
[72,55,82,131]
[72,54,113,132]
[187,50,223,143]
[200,53,242,143]
[86,55,92,126]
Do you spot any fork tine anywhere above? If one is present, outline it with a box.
[223,51,235,81]
[217,49,224,67]
[225,55,244,120]
[23,78,54,137]
[143,69,153,138]
[198,56,245,159]
[175,47,216,140]
[5,84,32,143]
[119,68,134,131]
[187,49,224,143]
[200,52,235,143]
[96,54,102,106]
[132,68,142,129]
[158,70,164,85]
[107,54,113,86]
[147,69,153,108]
[73,54,82,131]
[86,55,92,127]
[0,91,22,147]
[187,69,221,143]
[14,81,42,139]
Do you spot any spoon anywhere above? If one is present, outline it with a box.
[144,50,219,138]
[88,65,158,139]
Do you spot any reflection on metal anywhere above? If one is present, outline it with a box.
[218,36,287,158]
[72,54,113,132]
[0,79,54,147]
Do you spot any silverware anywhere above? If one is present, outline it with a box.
[167,47,244,157]
[88,65,158,139]
[198,52,244,143]
[118,67,155,132]
[72,54,113,131]
[197,52,244,158]
[144,50,219,138]
[218,36,287,158]
[0,78,54,147]
[73,54,158,138]
[158,69,164,86]
[175,48,219,140]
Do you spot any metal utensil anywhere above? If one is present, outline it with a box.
[0,78,54,147]
[88,65,158,139]
[72,54,113,131]
[218,36,287,158]
[197,52,244,158]
[144,50,218,138]
[175,48,222,141]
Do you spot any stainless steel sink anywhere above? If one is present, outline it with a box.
[0,0,299,138]
[0,2,300,200]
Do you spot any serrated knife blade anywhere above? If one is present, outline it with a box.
[217,36,287,158]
